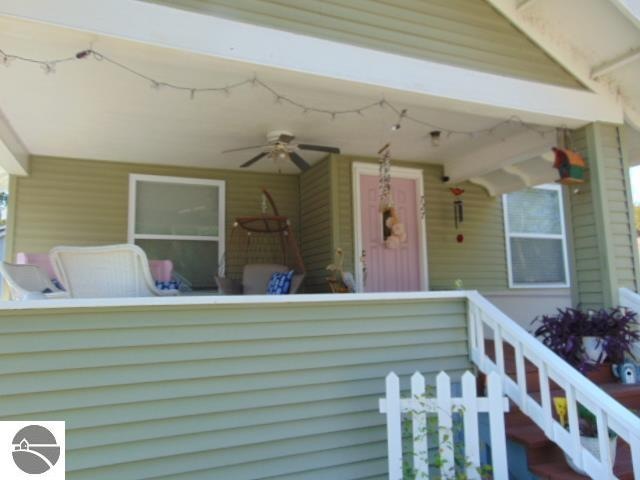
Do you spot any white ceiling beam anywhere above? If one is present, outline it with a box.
[0,0,623,128]
[607,0,640,30]
[0,107,28,176]
[592,48,640,78]
[443,130,555,185]
[487,0,640,131]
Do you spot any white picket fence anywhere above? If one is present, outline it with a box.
[379,370,509,480]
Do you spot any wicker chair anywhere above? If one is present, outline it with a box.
[50,244,178,298]
[0,262,68,300]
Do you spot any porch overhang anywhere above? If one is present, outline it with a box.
[0,106,28,176]
[0,0,624,128]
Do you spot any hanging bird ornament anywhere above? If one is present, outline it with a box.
[450,187,465,243]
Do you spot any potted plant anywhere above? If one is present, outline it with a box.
[554,398,617,475]
[532,307,639,372]
[532,308,590,371]
[585,307,639,364]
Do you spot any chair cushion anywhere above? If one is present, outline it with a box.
[266,270,294,295]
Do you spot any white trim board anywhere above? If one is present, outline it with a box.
[0,0,623,127]
[0,107,28,176]
[0,290,469,312]
[352,162,429,293]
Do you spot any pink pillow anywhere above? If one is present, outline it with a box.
[149,260,173,282]
[15,252,57,279]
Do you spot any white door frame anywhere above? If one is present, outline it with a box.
[352,162,429,293]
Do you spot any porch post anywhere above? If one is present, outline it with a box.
[568,123,640,309]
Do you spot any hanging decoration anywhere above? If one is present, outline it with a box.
[378,143,393,211]
[0,46,558,142]
[450,187,465,243]
[377,143,407,249]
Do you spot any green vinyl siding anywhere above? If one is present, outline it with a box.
[569,123,640,308]
[9,156,300,281]
[0,296,470,479]
[330,155,508,292]
[141,0,582,88]
[299,157,333,292]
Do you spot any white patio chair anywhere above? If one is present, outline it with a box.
[0,262,68,300]
[50,244,178,298]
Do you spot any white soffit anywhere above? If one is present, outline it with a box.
[487,0,640,131]
[0,0,623,126]
[0,15,576,173]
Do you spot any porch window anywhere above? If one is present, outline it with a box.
[128,174,225,290]
[503,184,569,288]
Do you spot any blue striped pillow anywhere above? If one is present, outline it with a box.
[267,270,294,295]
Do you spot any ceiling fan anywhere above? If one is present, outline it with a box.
[221,130,340,172]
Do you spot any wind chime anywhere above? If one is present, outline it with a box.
[378,143,407,249]
[450,187,465,243]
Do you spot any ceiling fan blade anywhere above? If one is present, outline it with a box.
[240,152,268,168]
[222,144,270,154]
[289,152,311,172]
[278,133,295,143]
[296,144,341,154]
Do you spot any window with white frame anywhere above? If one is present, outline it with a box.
[503,184,569,288]
[128,174,225,290]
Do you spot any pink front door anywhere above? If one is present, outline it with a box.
[359,174,422,292]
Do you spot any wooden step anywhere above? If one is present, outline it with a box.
[505,381,640,479]
[530,442,634,480]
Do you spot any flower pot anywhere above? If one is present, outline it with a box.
[583,336,607,363]
[564,436,617,475]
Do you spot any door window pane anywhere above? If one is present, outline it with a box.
[135,181,219,236]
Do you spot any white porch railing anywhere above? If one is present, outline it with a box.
[467,291,640,480]
[620,287,640,316]
[380,371,509,480]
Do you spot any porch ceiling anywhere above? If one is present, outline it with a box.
[0,16,583,179]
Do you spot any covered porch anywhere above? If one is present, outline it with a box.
[1,1,640,479]
[0,7,633,325]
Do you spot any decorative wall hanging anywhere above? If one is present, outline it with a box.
[377,143,407,249]
[450,187,465,243]
[552,147,586,184]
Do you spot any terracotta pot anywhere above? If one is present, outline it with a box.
[564,436,617,475]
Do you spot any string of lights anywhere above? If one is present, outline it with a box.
[0,47,556,140]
